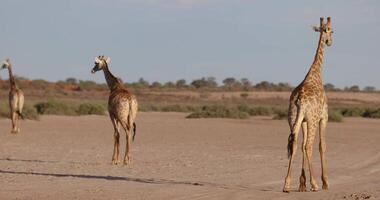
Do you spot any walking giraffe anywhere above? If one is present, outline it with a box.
[1,58,24,133]
[91,56,138,165]
[283,17,334,192]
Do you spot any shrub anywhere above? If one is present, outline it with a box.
[341,107,366,117]
[240,93,249,99]
[0,102,39,120]
[272,107,288,120]
[328,109,343,122]
[34,100,77,116]
[186,105,249,119]
[22,104,40,120]
[363,108,380,118]
[249,106,273,116]
[77,103,106,115]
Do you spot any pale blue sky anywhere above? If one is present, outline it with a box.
[0,0,379,88]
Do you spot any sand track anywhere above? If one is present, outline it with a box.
[0,113,379,199]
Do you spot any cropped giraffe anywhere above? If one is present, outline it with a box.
[91,56,138,165]
[1,58,25,133]
[283,17,334,192]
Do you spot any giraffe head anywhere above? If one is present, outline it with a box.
[313,17,333,46]
[1,58,11,70]
[91,55,111,73]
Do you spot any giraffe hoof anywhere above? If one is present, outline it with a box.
[310,187,319,192]
[123,157,132,166]
[299,185,307,192]
[11,130,17,134]
[112,159,120,165]
[283,187,291,193]
[322,183,329,190]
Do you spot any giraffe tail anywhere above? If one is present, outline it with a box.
[287,133,295,159]
[132,122,137,142]
[17,111,25,120]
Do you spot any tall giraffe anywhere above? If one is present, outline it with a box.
[91,56,138,165]
[283,17,333,192]
[1,58,25,133]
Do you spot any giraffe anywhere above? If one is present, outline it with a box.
[91,55,138,165]
[283,17,333,192]
[1,58,25,134]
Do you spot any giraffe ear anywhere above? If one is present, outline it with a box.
[313,26,320,32]
[106,57,111,64]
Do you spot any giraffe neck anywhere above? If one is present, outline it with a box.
[7,66,17,90]
[102,63,124,91]
[304,32,326,86]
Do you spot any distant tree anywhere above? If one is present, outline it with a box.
[206,77,218,88]
[191,77,218,89]
[324,83,335,91]
[240,78,252,91]
[138,78,149,87]
[176,79,187,88]
[151,81,162,88]
[277,82,292,91]
[164,81,175,88]
[363,86,376,92]
[222,77,238,90]
[191,78,207,89]
[348,85,360,92]
[255,81,273,90]
[66,77,78,85]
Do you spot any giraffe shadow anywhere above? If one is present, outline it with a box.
[0,157,250,190]
[0,157,99,165]
[0,169,208,187]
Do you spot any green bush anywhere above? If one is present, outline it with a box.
[22,104,40,120]
[249,106,273,116]
[34,100,77,116]
[363,108,380,118]
[341,107,366,117]
[272,107,288,120]
[186,105,249,119]
[77,103,106,115]
[328,109,343,122]
[0,102,39,120]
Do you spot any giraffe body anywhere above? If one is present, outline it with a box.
[283,17,333,192]
[91,56,138,166]
[1,59,24,133]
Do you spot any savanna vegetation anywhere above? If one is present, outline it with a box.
[0,76,379,122]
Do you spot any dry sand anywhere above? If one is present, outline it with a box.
[0,113,379,199]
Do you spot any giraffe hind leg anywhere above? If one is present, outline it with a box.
[283,109,305,192]
[120,121,133,166]
[319,118,329,190]
[110,116,120,165]
[299,122,308,192]
[11,111,17,134]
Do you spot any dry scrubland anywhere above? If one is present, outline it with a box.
[0,80,379,199]
[1,78,380,120]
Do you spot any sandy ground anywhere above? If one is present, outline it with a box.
[0,113,379,200]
